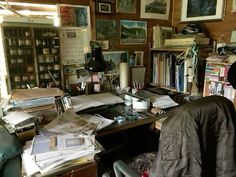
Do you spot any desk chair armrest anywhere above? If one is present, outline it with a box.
[113,160,139,177]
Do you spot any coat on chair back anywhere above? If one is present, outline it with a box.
[149,95,236,177]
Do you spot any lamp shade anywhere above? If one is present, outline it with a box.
[86,45,107,72]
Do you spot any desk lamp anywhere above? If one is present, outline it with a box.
[85,41,107,72]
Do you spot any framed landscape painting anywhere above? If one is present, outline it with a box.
[120,20,147,44]
[103,51,129,73]
[116,0,136,14]
[141,0,170,20]
[181,0,225,22]
[96,19,118,40]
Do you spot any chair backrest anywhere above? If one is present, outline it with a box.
[149,95,236,177]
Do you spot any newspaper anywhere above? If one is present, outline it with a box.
[40,109,100,135]
[41,109,114,135]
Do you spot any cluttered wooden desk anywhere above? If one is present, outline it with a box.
[1,88,181,177]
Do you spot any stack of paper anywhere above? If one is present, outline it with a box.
[9,88,64,112]
[2,111,35,133]
[22,134,100,175]
[71,92,124,112]
[21,109,114,176]
[40,109,114,135]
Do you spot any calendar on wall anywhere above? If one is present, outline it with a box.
[58,4,91,65]
[60,27,90,65]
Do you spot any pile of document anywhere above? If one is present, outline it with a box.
[22,133,100,175]
[22,109,114,176]
[2,111,35,134]
[70,92,124,112]
[8,88,64,112]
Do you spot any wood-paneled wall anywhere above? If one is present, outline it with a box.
[94,0,172,82]
[11,0,172,83]
[5,0,236,45]
[5,0,236,84]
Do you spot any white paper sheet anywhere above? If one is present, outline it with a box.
[71,92,124,112]
[3,111,34,126]
[149,95,179,109]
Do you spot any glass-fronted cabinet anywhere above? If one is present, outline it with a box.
[2,26,61,92]
[34,27,61,88]
[3,26,36,90]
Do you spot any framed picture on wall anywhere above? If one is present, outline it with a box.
[98,2,111,13]
[120,20,147,44]
[181,0,225,22]
[134,51,144,66]
[103,51,129,73]
[58,4,90,27]
[96,19,118,40]
[140,0,170,20]
[95,0,115,14]
[97,40,109,50]
[116,0,136,14]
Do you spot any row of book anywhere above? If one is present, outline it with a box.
[204,59,235,102]
[207,81,235,101]
[205,62,230,81]
[152,53,193,93]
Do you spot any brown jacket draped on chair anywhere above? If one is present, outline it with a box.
[149,95,236,177]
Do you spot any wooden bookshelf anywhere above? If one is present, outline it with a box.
[203,58,236,107]
[149,47,192,94]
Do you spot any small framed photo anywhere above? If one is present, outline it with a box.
[134,51,144,66]
[95,0,115,14]
[98,2,111,13]
[97,40,109,50]
[141,0,170,20]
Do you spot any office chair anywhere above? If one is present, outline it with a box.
[113,95,236,177]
